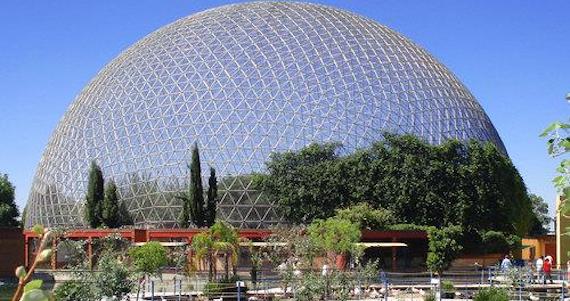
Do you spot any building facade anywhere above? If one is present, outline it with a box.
[25,2,505,229]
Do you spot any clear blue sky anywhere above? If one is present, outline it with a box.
[0,1,568,221]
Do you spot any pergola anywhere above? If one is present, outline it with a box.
[23,229,426,271]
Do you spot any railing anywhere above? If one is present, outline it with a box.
[38,267,570,300]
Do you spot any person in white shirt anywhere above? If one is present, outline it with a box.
[536,256,544,284]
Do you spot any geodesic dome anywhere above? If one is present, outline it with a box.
[25,1,505,229]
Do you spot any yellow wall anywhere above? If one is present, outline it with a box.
[522,236,555,261]
[557,195,570,267]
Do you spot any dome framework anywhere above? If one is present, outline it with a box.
[25,2,505,228]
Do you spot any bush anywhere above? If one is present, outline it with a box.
[473,287,509,301]
[441,280,454,292]
[53,280,96,301]
[202,282,223,298]
[334,203,396,230]
[426,225,462,273]
[94,254,134,299]
[129,241,168,276]
[307,217,360,254]
[296,272,325,301]
[423,291,436,301]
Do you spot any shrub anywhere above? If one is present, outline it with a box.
[423,291,436,301]
[473,287,509,301]
[53,280,96,301]
[334,203,396,230]
[129,241,168,276]
[296,272,326,301]
[202,282,223,298]
[94,254,134,299]
[441,280,454,292]
[426,225,462,273]
[307,217,360,254]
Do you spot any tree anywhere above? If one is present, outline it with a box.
[85,161,104,228]
[191,221,239,281]
[179,143,205,227]
[129,241,168,300]
[334,203,396,230]
[119,201,134,226]
[0,173,19,227]
[256,134,534,243]
[206,167,218,227]
[528,194,551,235]
[307,217,361,257]
[101,180,120,228]
[541,115,569,215]
[426,225,463,274]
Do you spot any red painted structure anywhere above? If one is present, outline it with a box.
[23,228,426,271]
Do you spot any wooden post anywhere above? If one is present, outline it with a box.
[87,238,93,270]
[51,237,57,270]
[24,236,29,268]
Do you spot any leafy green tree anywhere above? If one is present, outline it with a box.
[206,167,218,227]
[256,134,534,245]
[85,161,104,228]
[101,180,120,228]
[307,217,361,256]
[426,225,463,274]
[334,203,395,230]
[528,194,551,235]
[0,173,19,227]
[192,221,239,281]
[179,143,205,227]
[541,117,569,214]
[129,241,168,300]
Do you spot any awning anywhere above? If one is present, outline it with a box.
[239,241,288,247]
[356,242,408,248]
[134,241,188,247]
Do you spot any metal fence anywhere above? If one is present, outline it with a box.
[129,267,569,301]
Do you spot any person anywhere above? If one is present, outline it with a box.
[543,257,553,284]
[536,256,544,284]
[500,255,512,272]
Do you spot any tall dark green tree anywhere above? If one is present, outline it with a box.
[119,201,134,226]
[179,143,205,227]
[85,161,104,228]
[0,173,19,227]
[102,180,121,228]
[206,167,218,227]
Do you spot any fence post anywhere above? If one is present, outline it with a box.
[489,268,493,286]
[561,269,565,301]
[237,283,241,301]
[438,275,442,301]
[151,280,155,301]
[178,278,182,301]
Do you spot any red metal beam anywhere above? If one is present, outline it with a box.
[23,228,427,243]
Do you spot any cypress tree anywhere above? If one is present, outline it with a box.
[119,201,134,226]
[178,187,190,228]
[206,167,218,227]
[179,143,205,228]
[190,142,205,227]
[85,161,104,228]
[102,180,121,228]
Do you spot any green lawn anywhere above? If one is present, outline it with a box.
[0,283,16,301]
